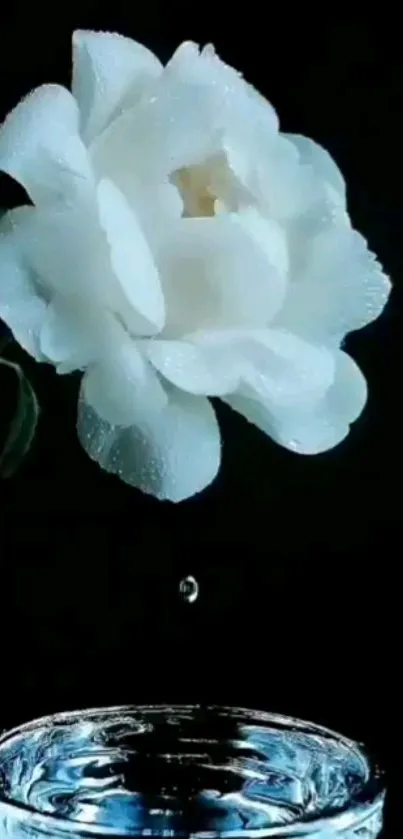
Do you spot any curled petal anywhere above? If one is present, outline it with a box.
[0,85,93,204]
[225,350,367,454]
[73,30,162,144]
[78,383,221,502]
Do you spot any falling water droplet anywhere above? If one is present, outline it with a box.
[179,575,199,604]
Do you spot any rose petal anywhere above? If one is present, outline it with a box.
[0,84,93,204]
[39,296,112,372]
[277,225,391,342]
[159,215,286,337]
[7,186,164,339]
[91,40,264,183]
[236,329,335,408]
[326,351,368,425]
[183,43,279,175]
[233,206,289,277]
[226,130,325,222]
[90,45,222,181]
[125,179,184,252]
[97,178,165,333]
[77,382,221,501]
[72,30,162,145]
[147,327,334,409]
[285,133,346,206]
[82,338,168,426]
[40,300,86,364]
[146,338,239,396]
[225,350,367,454]
[5,201,110,303]
[0,214,48,359]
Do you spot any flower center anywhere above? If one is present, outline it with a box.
[174,164,217,218]
[173,151,250,219]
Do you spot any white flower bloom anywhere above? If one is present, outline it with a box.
[0,32,391,501]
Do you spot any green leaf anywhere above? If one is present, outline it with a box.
[0,359,40,478]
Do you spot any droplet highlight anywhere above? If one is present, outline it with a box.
[179,575,199,603]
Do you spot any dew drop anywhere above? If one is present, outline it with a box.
[179,575,199,604]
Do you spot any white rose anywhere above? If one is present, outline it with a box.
[0,32,391,501]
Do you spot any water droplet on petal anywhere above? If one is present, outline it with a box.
[179,575,199,604]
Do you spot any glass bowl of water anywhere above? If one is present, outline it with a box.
[0,705,385,838]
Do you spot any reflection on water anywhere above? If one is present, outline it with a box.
[0,705,384,837]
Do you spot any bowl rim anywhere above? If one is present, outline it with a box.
[0,704,386,838]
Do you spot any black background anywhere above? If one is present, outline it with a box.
[0,5,399,833]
